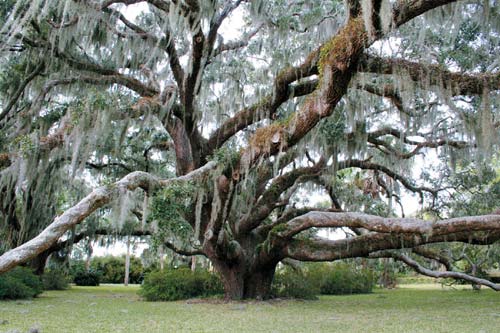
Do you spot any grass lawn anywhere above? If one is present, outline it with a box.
[1,284,499,333]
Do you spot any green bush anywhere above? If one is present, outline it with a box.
[0,267,43,299]
[42,270,69,290]
[313,263,374,295]
[91,256,144,284]
[139,268,223,301]
[272,268,319,300]
[74,270,100,286]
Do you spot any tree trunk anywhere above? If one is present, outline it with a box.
[213,259,276,300]
[85,241,93,272]
[243,268,275,299]
[216,264,245,300]
[124,236,130,286]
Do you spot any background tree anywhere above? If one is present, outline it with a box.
[0,0,499,299]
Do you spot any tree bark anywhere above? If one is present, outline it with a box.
[242,268,276,299]
[211,256,277,300]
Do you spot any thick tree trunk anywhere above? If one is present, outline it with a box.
[243,268,275,299]
[215,263,245,300]
[213,259,276,300]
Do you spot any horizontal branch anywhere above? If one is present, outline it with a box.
[360,55,500,96]
[279,212,500,239]
[284,229,500,262]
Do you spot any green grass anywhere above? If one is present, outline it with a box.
[0,284,499,333]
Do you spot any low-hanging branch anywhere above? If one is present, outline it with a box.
[412,246,454,271]
[0,161,217,274]
[370,251,500,291]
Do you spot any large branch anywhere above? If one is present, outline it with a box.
[393,0,460,28]
[33,74,156,109]
[284,229,500,262]
[370,251,500,291]
[279,212,500,239]
[360,55,500,96]
[0,161,217,273]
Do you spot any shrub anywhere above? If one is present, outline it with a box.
[313,263,374,295]
[74,270,100,286]
[272,268,319,300]
[139,268,223,301]
[194,270,224,296]
[0,267,43,300]
[42,270,69,290]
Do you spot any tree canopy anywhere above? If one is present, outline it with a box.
[0,0,499,299]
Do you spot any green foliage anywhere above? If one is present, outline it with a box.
[272,267,319,300]
[272,262,374,300]
[318,107,346,143]
[0,267,43,300]
[209,145,240,169]
[91,256,144,284]
[74,270,100,286]
[68,259,86,279]
[308,262,375,295]
[149,183,195,242]
[42,270,69,290]
[139,268,223,301]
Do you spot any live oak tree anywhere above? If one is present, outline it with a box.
[0,0,500,299]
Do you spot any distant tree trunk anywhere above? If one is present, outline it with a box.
[471,264,481,290]
[124,235,131,286]
[159,246,165,271]
[379,258,396,289]
[85,241,93,272]
[191,256,196,271]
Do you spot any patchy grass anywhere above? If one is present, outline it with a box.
[0,284,499,332]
